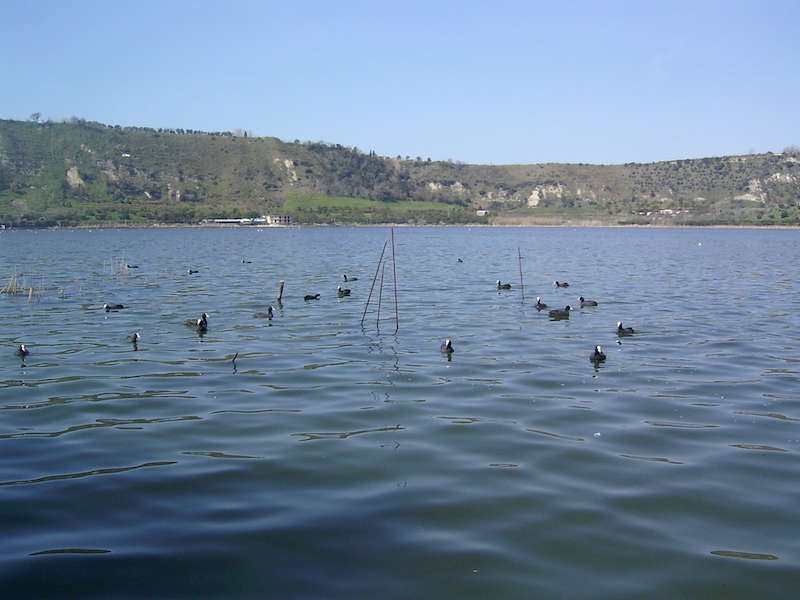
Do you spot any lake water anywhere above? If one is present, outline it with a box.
[1,226,799,599]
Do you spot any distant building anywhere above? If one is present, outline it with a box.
[212,218,253,225]
[264,214,292,226]
[209,214,292,226]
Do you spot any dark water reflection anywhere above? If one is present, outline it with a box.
[2,226,800,599]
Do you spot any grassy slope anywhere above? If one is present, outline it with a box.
[1,119,798,226]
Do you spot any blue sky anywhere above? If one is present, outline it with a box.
[2,0,798,165]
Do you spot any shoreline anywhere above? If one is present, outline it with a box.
[2,221,799,231]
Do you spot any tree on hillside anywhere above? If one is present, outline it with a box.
[30,112,41,123]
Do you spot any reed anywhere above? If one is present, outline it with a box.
[72,277,86,297]
[117,255,127,275]
[1,267,24,294]
[102,255,133,277]
[1,267,44,302]
[57,277,86,300]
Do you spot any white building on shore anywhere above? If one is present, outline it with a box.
[207,214,292,226]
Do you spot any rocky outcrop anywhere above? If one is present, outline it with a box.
[65,166,85,188]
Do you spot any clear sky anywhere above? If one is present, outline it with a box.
[2,0,798,165]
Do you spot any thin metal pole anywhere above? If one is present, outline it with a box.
[390,228,399,333]
[376,259,386,330]
[361,239,388,325]
[517,247,525,303]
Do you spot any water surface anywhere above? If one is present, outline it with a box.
[2,226,799,599]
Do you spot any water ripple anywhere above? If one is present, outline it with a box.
[729,444,789,452]
[291,424,404,442]
[182,451,263,459]
[0,461,176,487]
[0,415,201,439]
[3,227,800,599]
[644,421,720,429]
[735,411,800,422]
[620,454,684,465]
[526,428,585,442]
[29,548,112,556]
[710,550,780,561]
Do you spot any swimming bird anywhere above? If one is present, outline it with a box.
[589,345,606,363]
[104,303,125,312]
[337,286,351,297]
[535,297,548,310]
[304,294,320,301]
[554,280,570,288]
[253,306,274,319]
[579,296,598,307]
[549,305,572,319]
[14,344,30,357]
[497,280,512,290]
[124,332,141,344]
[617,321,635,335]
[187,269,199,274]
[185,312,209,332]
[343,274,358,282]
[241,260,252,263]
[125,264,139,269]
[439,339,454,353]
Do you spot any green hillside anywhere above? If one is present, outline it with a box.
[1,118,798,226]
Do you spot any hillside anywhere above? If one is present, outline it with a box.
[1,118,798,226]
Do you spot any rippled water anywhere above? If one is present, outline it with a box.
[2,226,799,599]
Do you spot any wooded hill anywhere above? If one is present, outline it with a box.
[1,118,798,227]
